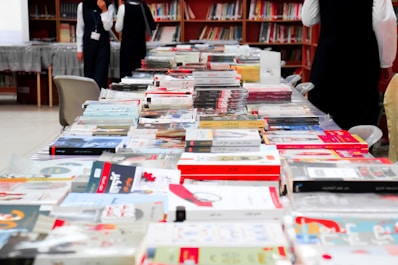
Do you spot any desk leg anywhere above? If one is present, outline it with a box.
[36,72,41,108]
[48,66,53,107]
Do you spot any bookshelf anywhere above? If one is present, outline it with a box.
[25,0,306,76]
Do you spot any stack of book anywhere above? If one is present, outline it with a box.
[176,149,281,185]
[243,82,292,103]
[184,128,262,153]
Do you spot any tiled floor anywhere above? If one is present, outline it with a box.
[0,101,62,173]
[0,100,391,173]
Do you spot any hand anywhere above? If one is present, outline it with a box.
[77,52,83,62]
[378,67,393,93]
[97,0,107,12]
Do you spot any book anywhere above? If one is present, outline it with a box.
[184,145,261,153]
[86,161,181,194]
[184,128,262,147]
[263,129,369,152]
[284,160,398,193]
[198,114,267,129]
[97,152,181,169]
[289,192,398,214]
[0,181,71,205]
[48,136,131,155]
[59,192,169,214]
[166,184,284,221]
[143,221,292,265]
[176,150,281,176]
[294,244,398,265]
[0,222,149,265]
[49,201,165,223]
[291,213,398,245]
[63,124,135,136]
[1,155,93,181]
[0,205,46,232]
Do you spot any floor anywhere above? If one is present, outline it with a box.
[0,100,390,174]
[0,101,62,173]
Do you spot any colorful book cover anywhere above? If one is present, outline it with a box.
[143,221,292,264]
[0,205,43,232]
[263,129,368,151]
[292,213,398,245]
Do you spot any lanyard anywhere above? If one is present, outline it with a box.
[90,9,100,32]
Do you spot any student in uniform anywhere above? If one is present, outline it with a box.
[115,0,156,78]
[301,0,397,130]
[76,0,115,89]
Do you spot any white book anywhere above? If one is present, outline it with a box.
[166,184,284,221]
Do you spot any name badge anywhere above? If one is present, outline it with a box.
[91,31,100,40]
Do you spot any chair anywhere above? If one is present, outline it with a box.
[294,82,315,96]
[348,125,383,150]
[53,75,100,128]
[384,73,398,162]
[284,74,302,87]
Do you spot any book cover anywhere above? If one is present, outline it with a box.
[50,201,165,223]
[49,136,131,155]
[291,213,398,245]
[263,130,368,151]
[0,222,148,265]
[184,145,261,153]
[166,184,284,221]
[294,244,398,265]
[143,222,292,265]
[176,151,281,176]
[198,114,267,129]
[97,152,181,169]
[185,128,262,147]
[0,205,44,232]
[289,192,398,214]
[59,192,169,214]
[86,161,181,194]
[1,155,93,181]
[0,181,71,205]
[284,161,398,193]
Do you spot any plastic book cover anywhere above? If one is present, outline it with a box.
[185,128,262,147]
[291,213,398,245]
[263,129,368,151]
[1,155,93,181]
[167,184,284,221]
[284,160,398,193]
[295,244,398,265]
[289,192,398,214]
[176,150,281,176]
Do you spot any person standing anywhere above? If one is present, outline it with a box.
[76,0,115,89]
[301,0,397,130]
[115,0,156,78]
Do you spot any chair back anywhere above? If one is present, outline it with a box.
[53,75,100,127]
[294,82,315,96]
[348,125,383,149]
[384,73,398,162]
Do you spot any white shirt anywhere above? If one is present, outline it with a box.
[302,0,397,68]
[76,2,115,53]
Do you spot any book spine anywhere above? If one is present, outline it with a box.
[291,180,398,193]
[199,120,266,129]
[177,164,280,176]
[181,174,280,182]
[184,146,260,153]
[49,146,116,155]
